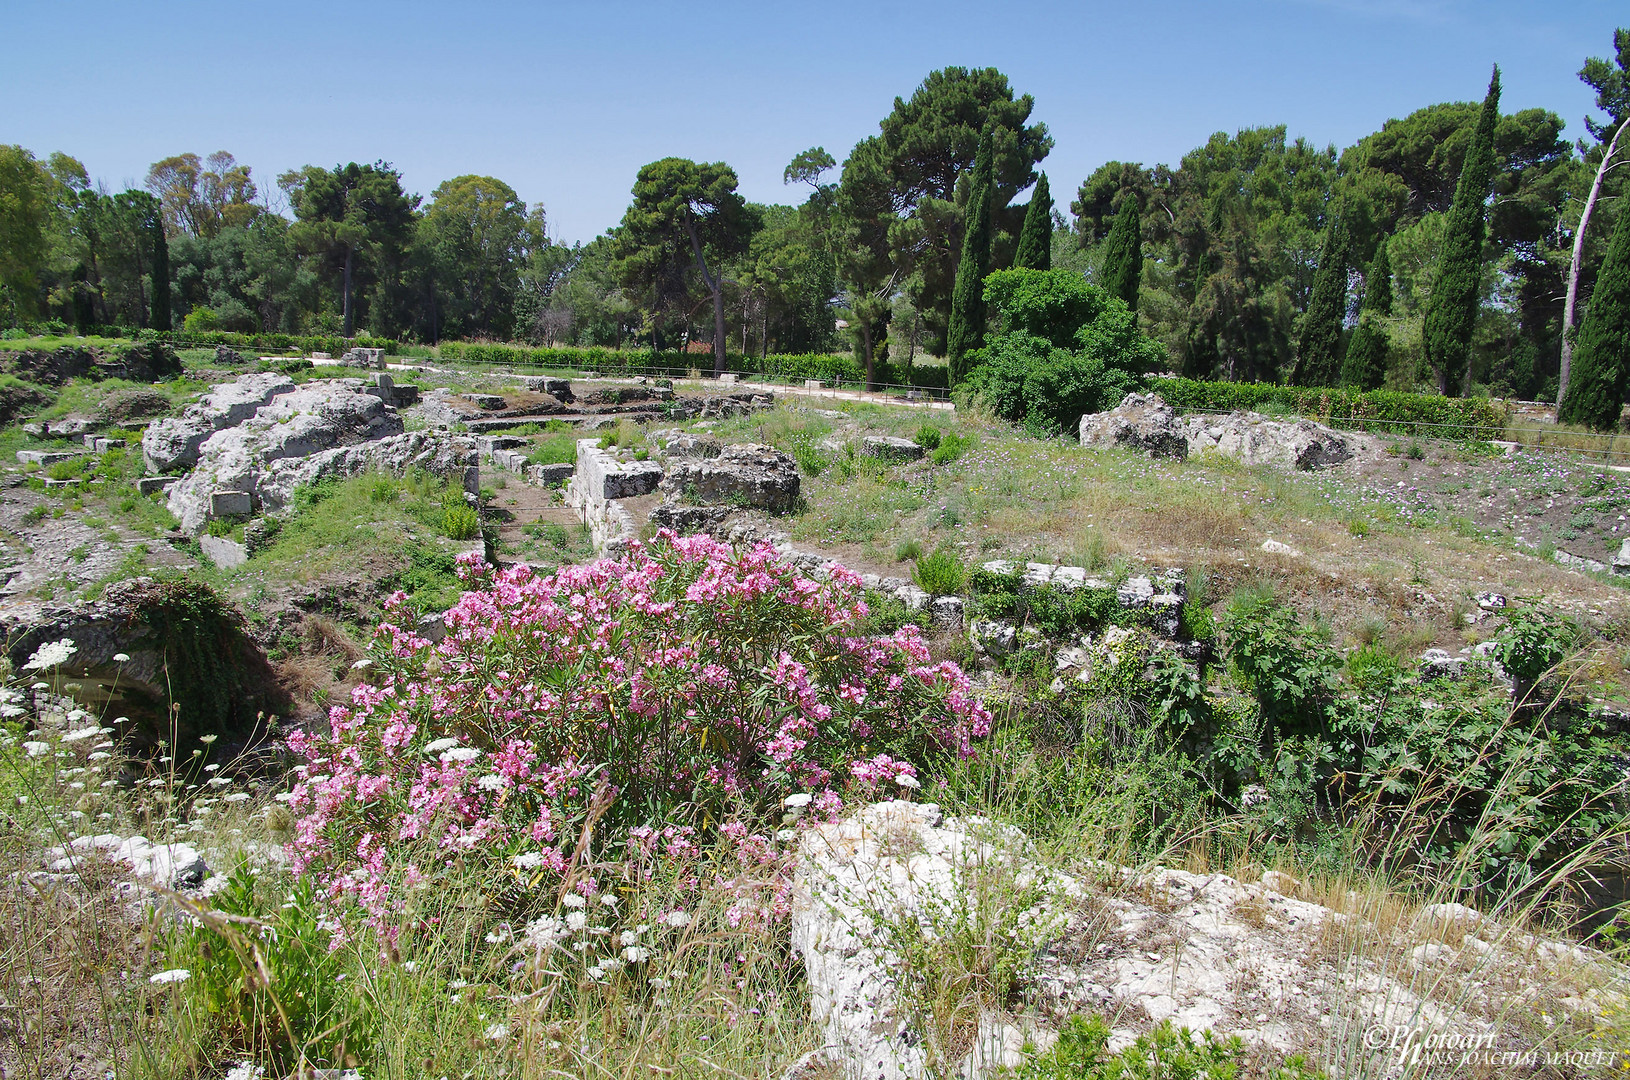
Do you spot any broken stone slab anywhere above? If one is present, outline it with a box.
[658,444,799,512]
[417,611,446,644]
[1554,548,1608,574]
[861,435,925,462]
[528,463,574,485]
[1079,392,1190,459]
[1420,648,1467,680]
[1117,575,1155,607]
[83,434,127,450]
[476,435,528,455]
[930,595,964,627]
[199,534,248,569]
[1185,412,1353,470]
[136,476,180,495]
[460,392,508,410]
[1261,539,1303,557]
[570,441,664,501]
[1613,539,1630,577]
[15,450,80,466]
[209,490,253,517]
[894,584,931,611]
[523,376,573,400]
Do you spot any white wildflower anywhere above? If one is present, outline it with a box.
[561,893,586,908]
[523,915,565,950]
[401,960,419,972]
[783,792,813,808]
[223,792,250,803]
[199,734,218,745]
[60,727,101,743]
[112,652,130,663]
[600,892,618,907]
[566,911,588,932]
[23,639,76,672]
[484,1022,508,1042]
[149,968,191,985]
[447,978,469,989]
[662,910,690,929]
[22,741,49,757]
[423,737,460,754]
[895,774,921,790]
[619,930,640,947]
[439,747,481,763]
[223,1064,265,1080]
[622,946,651,964]
[351,658,373,670]
[484,927,511,944]
[476,774,505,791]
[511,852,546,869]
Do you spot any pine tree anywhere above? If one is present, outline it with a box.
[150,216,172,332]
[1558,199,1630,431]
[1423,66,1500,397]
[1013,171,1052,271]
[947,126,994,386]
[1099,194,1142,313]
[1341,239,1393,390]
[1293,215,1347,386]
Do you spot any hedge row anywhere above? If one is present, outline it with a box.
[145,328,406,358]
[434,342,951,391]
[1148,378,1512,440]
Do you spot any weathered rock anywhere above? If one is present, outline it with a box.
[1078,393,1189,459]
[1261,539,1302,557]
[215,345,246,365]
[528,462,574,485]
[1184,412,1352,470]
[658,444,799,513]
[929,595,964,627]
[969,618,1018,655]
[1554,548,1608,574]
[254,431,477,514]
[523,376,573,400]
[340,346,385,369]
[136,476,179,495]
[209,490,252,517]
[164,382,407,533]
[793,801,1600,1080]
[53,834,209,889]
[1613,540,1630,577]
[199,534,248,569]
[1475,591,1507,611]
[1419,648,1467,680]
[461,392,508,410]
[101,388,172,422]
[142,373,297,474]
[16,450,80,467]
[861,436,925,462]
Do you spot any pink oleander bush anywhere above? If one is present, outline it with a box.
[285,531,992,937]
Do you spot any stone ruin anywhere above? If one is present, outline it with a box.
[1078,392,1361,470]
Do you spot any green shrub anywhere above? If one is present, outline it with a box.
[913,547,967,596]
[1221,590,1340,737]
[931,431,972,465]
[173,866,371,1072]
[914,424,942,450]
[443,502,480,540]
[1017,1014,1324,1080]
[1148,377,1511,440]
[895,538,925,562]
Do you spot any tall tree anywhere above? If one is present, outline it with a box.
[149,213,171,331]
[1098,193,1142,314]
[865,67,1051,355]
[1292,211,1347,386]
[1423,67,1500,396]
[615,158,756,377]
[1340,238,1392,389]
[1559,28,1630,412]
[1013,172,1052,270]
[946,127,995,385]
[282,162,416,337]
[833,139,899,389]
[0,146,53,319]
[421,175,531,340]
[1558,199,1630,430]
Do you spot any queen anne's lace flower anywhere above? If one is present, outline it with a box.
[23,639,76,672]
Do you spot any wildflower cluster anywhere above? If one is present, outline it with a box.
[285,531,991,934]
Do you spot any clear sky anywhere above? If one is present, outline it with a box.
[4,0,1623,244]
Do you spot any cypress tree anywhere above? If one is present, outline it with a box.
[1013,171,1052,271]
[1099,194,1142,313]
[1293,215,1347,386]
[1423,66,1500,396]
[1558,200,1630,431]
[947,125,994,386]
[150,216,172,332]
[1340,239,1393,390]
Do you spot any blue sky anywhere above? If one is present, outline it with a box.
[4,0,1622,243]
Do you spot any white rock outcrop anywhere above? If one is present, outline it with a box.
[142,373,296,473]
[1077,394,1361,471]
[791,801,1620,1080]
